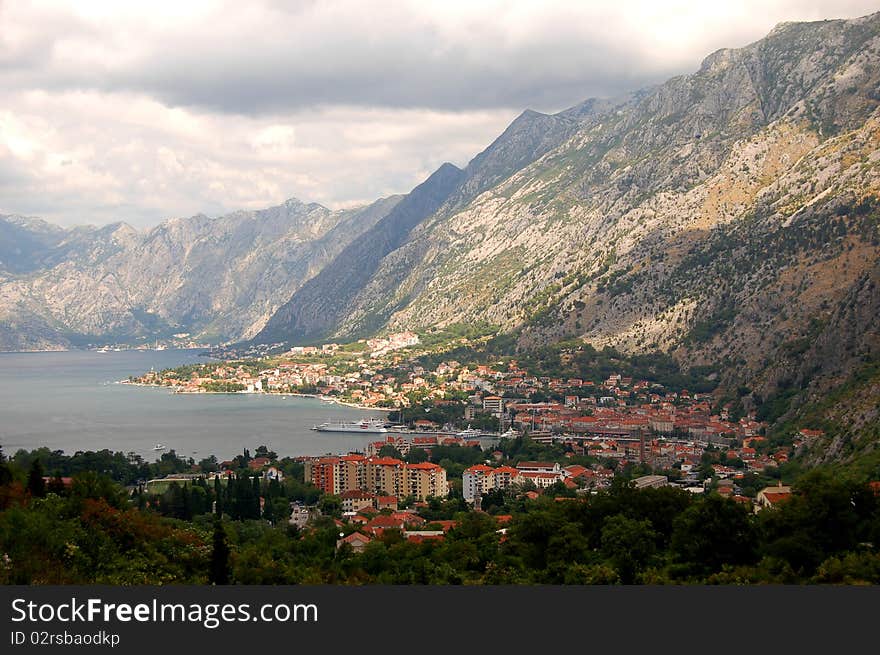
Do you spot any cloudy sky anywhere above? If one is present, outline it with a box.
[1,0,877,228]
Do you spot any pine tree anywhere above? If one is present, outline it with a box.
[181,483,193,520]
[27,459,46,498]
[252,475,262,519]
[264,496,275,524]
[214,476,223,516]
[210,517,230,585]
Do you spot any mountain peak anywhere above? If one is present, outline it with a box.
[518,108,545,119]
[435,162,462,174]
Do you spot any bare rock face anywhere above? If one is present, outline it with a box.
[253,13,880,454]
[0,196,399,350]
[273,15,878,372]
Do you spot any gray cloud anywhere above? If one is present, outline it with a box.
[1,1,877,228]
[8,1,878,115]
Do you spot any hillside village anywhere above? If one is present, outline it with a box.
[149,425,818,556]
[126,328,849,555]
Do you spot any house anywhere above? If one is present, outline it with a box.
[336,532,372,553]
[517,471,564,488]
[375,495,398,510]
[41,476,73,489]
[248,457,271,471]
[362,513,424,536]
[562,464,589,479]
[340,489,375,513]
[756,482,793,512]
[404,532,445,544]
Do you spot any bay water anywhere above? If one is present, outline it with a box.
[0,349,388,462]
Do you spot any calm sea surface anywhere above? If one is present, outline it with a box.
[0,349,388,461]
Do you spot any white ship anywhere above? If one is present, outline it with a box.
[312,418,388,433]
[456,425,483,438]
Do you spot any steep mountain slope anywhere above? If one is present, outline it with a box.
[0,216,68,275]
[256,95,639,343]
[256,13,880,435]
[255,163,465,342]
[0,196,399,350]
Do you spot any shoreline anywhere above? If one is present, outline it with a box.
[121,381,391,412]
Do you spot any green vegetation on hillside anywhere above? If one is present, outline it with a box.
[1,445,879,584]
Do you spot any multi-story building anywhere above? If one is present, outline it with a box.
[462,464,520,502]
[482,395,505,415]
[340,489,376,513]
[338,454,367,493]
[404,462,448,501]
[463,464,494,502]
[304,457,341,495]
[365,456,405,498]
[307,453,449,502]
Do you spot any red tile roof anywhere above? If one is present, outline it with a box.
[406,462,442,471]
[762,492,791,505]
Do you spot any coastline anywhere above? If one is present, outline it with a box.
[121,381,391,412]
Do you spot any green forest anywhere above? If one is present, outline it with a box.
[1,445,879,585]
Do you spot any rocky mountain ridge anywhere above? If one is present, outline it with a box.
[251,13,880,448]
[0,196,400,350]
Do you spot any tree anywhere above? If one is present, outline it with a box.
[199,455,219,473]
[758,470,876,575]
[670,495,757,577]
[27,459,46,498]
[254,445,277,460]
[405,448,429,464]
[0,446,13,487]
[210,517,230,585]
[252,475,262,519]
[377,444,403,459]
[600,514,658,583]
[47,471,67,496]
[319,494,342,519]
[214,476,223,516]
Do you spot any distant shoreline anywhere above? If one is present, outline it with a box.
[120,381,390,413]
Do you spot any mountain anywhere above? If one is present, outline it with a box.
[255,96,640,344]
[0,216,68,275]
[0,196,400,350]
[256,14,880,436]
[255,163,466,343]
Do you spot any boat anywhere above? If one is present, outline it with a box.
[456,425,484,438]
[312,418,388,433]
[500,428,520,439]
[153,443,166,451]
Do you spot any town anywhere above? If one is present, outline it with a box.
[124,329,832,547]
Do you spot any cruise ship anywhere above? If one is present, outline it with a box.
[312,418,389,433]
